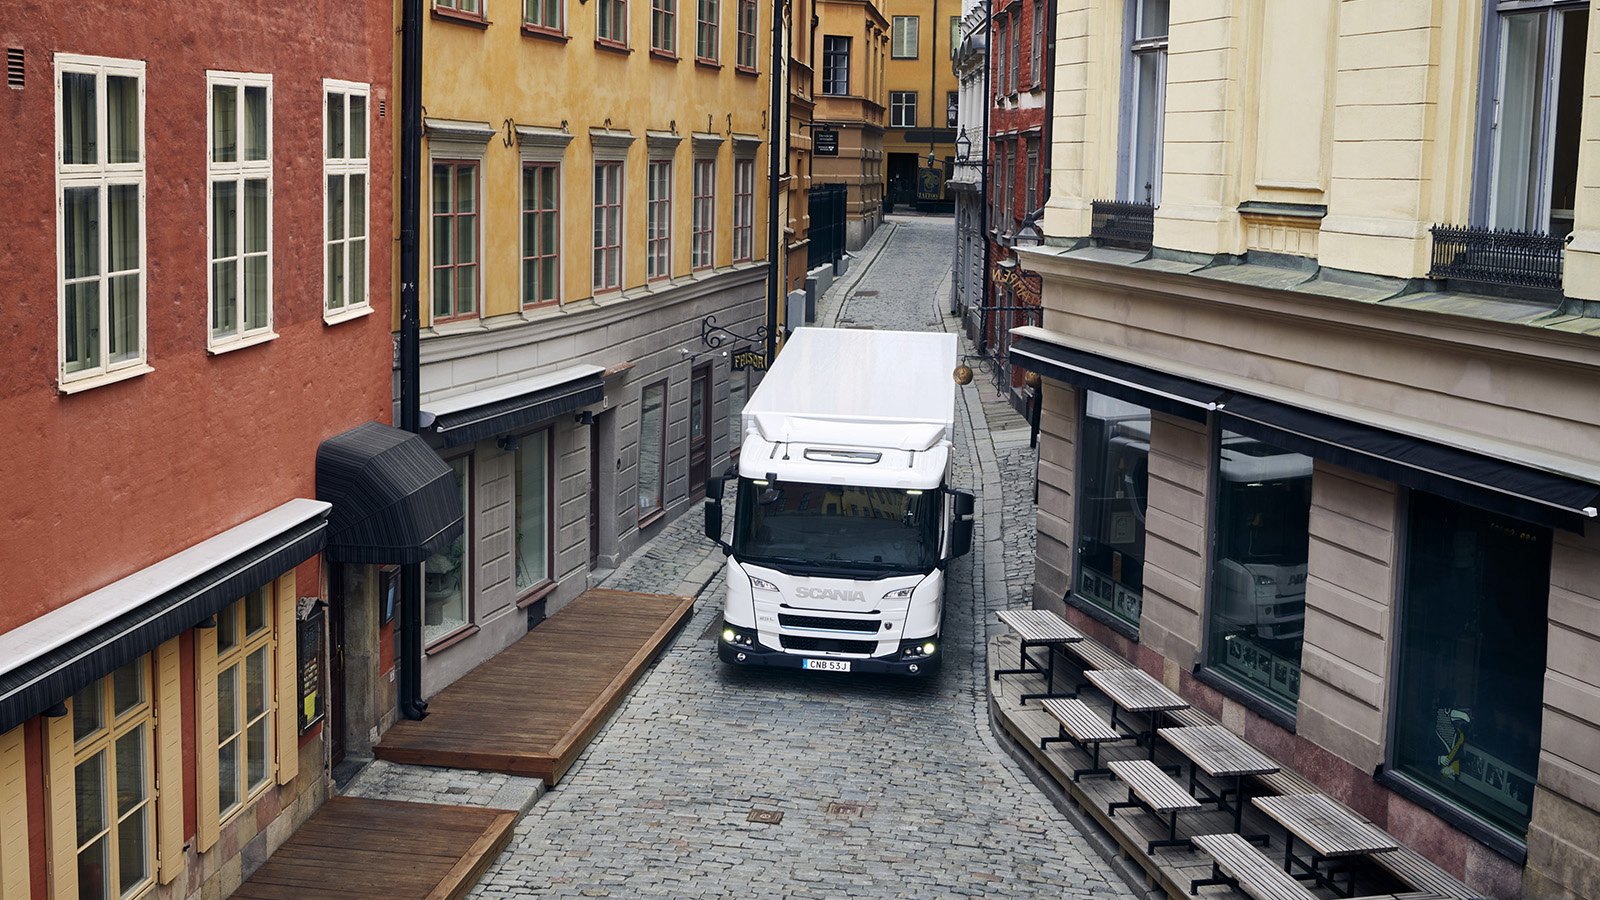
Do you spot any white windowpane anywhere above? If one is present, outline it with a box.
[516,432,551,590]
[62,72,97,165]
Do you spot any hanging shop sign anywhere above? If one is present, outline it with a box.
[814,128,839,157]
[917,166,945,202]
[991,262,1042,305]
[732,349,768,371]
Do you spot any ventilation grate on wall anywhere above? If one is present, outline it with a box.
[7,49,22,90]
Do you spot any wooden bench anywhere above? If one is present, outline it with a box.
[1107,758,1202,853]
[1368,846,1486,900]
[1039,697,1125,780]
[1065,634,1126,673]
[993,608,1084,703]
[1190,832,1316,900]
[1252,793,1398,896]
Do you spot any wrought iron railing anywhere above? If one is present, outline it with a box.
[1428,224,1565,293]
[1090,200,1155,251]
[975,303,1041,394]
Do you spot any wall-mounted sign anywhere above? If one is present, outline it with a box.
[991,262,1042,305]
[814,128,839,157]
[732,349,768,371]
[297,604,325,733]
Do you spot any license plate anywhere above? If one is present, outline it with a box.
[802,659,851,672]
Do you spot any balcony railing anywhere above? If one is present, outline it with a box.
[1090,200,1155,251]
[1428,224,1565,294]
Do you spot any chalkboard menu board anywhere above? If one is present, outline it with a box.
[298,605,325,732]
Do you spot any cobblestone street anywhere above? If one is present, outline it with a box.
[426,217,1135,899]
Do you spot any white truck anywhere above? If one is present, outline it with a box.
[704,327,975,675]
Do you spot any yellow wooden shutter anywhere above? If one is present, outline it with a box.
[0,725,29,898]
[44,709,77,900]
[155,638,184,883]
[195,621,220,854]
[275,572,299,786]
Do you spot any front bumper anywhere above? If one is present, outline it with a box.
[717,623,941,676]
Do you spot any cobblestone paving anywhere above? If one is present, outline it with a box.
[467,217,1134,899]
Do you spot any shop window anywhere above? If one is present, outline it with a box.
[1479,1,1586,237]
[1391,492,1550,837]
[1074,392,1150,629]
[1204,431,1312,711]
[728,367,748,450]
[514,430,552,594]
[638,381,667,522]
[424,456,471,643]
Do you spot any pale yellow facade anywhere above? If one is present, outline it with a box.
[814,0,890,246]
[882,0,962,207]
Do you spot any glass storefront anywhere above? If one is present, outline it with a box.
[1075,392,1150,628]
[1393,491,1550,837]
[1204,431,1312,710]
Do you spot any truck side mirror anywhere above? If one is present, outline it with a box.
[706,475,724,501]
[945,490,976,561]
[950,490,975,519]
[704,498,724,546]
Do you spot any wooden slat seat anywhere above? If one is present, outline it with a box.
[1253,768,1320,798]
[1190,832,1317,900]
[1108,759,1201,853]
[994,608,1084,703]
[1369,846,1486,900]
[1165,705,1219,729]
[1039,697,1125,780]
[1065,636,1126,673]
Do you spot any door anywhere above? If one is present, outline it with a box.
[689,365,711,500]
[328,566,348,766]
[589,429,601,570]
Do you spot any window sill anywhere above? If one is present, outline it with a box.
[207,330,280,356]
[1192,664,1297,733]
[735,65,759,77]
[426,315,488,337]
[424,623,480,655]
[323,304,376,327]
[650,48,680,62]
[516,580,557,609]
[431,7,489,28]
[522,24,568,43]
[638,508,666,530]
[595,39,632,55]
[1062,589,1140,642]
[695,58,723,70]
[58,363,154,395]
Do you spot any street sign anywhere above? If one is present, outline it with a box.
[814,128,839,157]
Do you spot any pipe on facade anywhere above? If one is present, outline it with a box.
[398,0,428,721]
[767,0,786,363]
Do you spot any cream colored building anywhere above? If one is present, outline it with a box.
[1017,2,1600,898]
[401,0,772,692]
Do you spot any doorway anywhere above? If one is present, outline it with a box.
[689,365,711,500]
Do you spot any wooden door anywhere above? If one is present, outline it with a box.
[689,365,711,500]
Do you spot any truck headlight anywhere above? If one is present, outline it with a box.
[882,586,915,600]
[750,576,780,592]
[1254,574,1275,586]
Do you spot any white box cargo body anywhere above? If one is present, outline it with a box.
[704,327,974,676]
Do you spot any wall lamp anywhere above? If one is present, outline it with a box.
[497,434,520,453]
[574,410,595,426]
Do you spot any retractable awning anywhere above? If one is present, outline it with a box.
[420,364,605,448]
[317,422,464,565]
[0,499,329,734]
[1009,334,1229,421]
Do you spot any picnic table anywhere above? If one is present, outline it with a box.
[1252,793,1399,897]
[1084,668,1188,760]
[1159,725,1279,841]
[993,608,1085,703]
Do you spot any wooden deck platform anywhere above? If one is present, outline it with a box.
[375,588,695,784]
[232,797,515,900]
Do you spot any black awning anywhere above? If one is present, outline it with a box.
[423,371,605,448]
[317,422,465,564]
[1222,396,1600,532]
[1009,335,1230,422]
[0,502,327,735]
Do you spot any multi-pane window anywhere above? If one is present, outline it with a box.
[599,0,628,43]
[732,158,754,262]
[1010,9,1022,94]
[1482,2,1587,237]
[736,0,758,69]
[1032,0,1046,87]
[514,429,552,594]
[431,161,479,320]
[325,83,370,316]
[647,160,673,280]
[525,0,564,32]
[56,55,146,386]
[1025,136,1038,215]
[638,381,667,521]
[651,0,676,54]
[995,17,1009,97]
[890,91,917,128]
[522,163,560,307]
[697,0,720,61]
[424,457,470,643]
[215,588,275,817]
[892,16,919,59]
[1127,0,1168,205]
[70,659,154,900]
[593,161,624,290]
[822,36,850,95]
[692,159,716,270]
[208,73,271,347]
[950,15,960,59]
[437,0,482,13]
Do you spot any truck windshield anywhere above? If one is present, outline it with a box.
[731,478,942,572]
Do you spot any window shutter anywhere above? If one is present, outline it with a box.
[195,622,220,853]
[0,726,28,898]
[156,638,184,883]
[275,572,299,786]
[44,711,77,900]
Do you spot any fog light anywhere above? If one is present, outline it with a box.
[736,652,747,662]
[908,664,919,673]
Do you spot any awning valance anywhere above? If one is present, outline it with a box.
[0,499,328,734]
[420,365,605,448]
[317,422,465,564]
[1009,334,1228,422]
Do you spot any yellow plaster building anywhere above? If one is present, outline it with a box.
[882,0,961,211]
[813,0,889,247]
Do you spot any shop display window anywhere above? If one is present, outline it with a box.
[1392,491,1549,836]
[1074,392,1149,628]
[424,456,470,643]
[1204,430,1311,710]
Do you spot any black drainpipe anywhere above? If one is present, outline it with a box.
[398,0,428,720]
[766,0,786,362]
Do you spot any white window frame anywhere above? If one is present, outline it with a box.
[890,91,917,128]
[325,80,372,323]
[55,54,149,393]
[1123,0,1168,205]
[207,71,275,352]
[212,588,276,821]
[892,16,920,59]
[67,660,156,900]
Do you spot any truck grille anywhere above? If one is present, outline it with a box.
[779,614,879,633]
[780,636,877,654]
